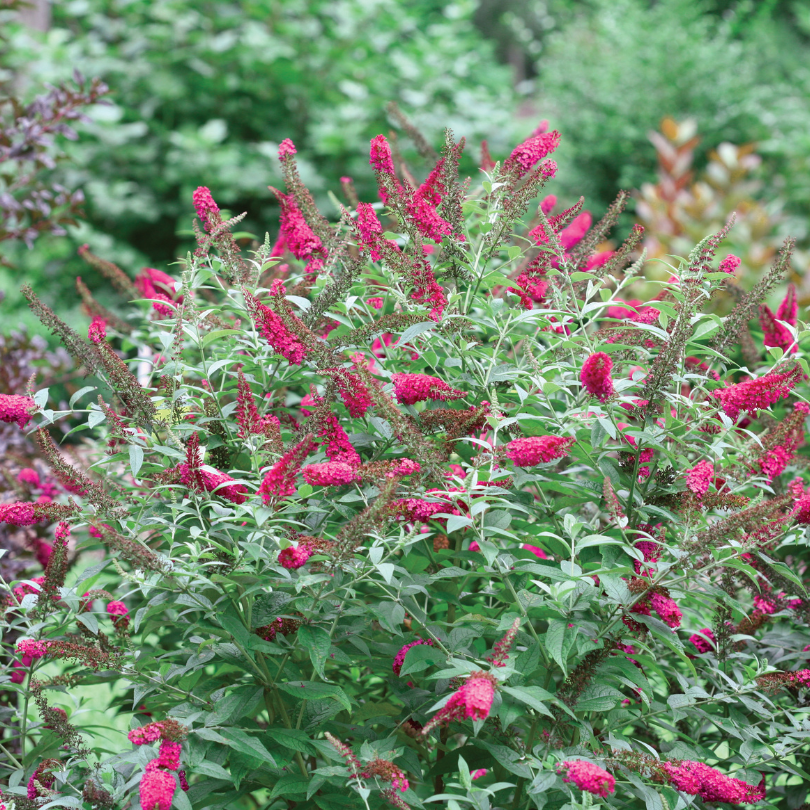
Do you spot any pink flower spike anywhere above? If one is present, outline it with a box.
[193,186,220,231]
[504,435,574,467]
[471,769,487,780]
[760,304,796,354]
[392,373,465,406]
[88,316,106,344]
[278,138,297,158]
[558,761,615,798]
[370,134,396,174]
[689,628,715,654]
[686,461,714,498]
[302,462,360,487]
[278,542,314,570]
[393,638,434,676]
[139,761,176,810]
[0,502,39,525]
[522,545,549,560]
[777,284,798,326]
[504,130,561,177]
[421,671,496,734]
[581,352,614,402]
[107,600,130,629]
[649,592,682,629]
[714,365,803,419]
[258,435,315,503]
[16,639,48,659]
[0,394,36,428]
[157,740,182,771]
[718,254,741,274]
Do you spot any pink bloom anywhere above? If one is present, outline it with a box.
[312,402,361,466]
[649,592,682,629]
[559,211,592,251]
[139,761,176,810]
[370,134,396,174]
[356,202,386,261]
[157,740,182,771]
[135,267,183,318]
[661,760,765,803]
[107,601,130,629]
[504,130,561,177]
[504,435,574,467]
[176,463,248,504]
[16,639,48,659]
[0,394,36,428]
[689,628,715,654]
[408,158,454,243]
[522,545,549,560]
[302,462,360,487]
[471,769,487,780]
[258,435,315,503]
[777,284,798,325]
[35,539,53,567]
[581,352,614,402]
[326,368,374,418]
[760,304,796,354]
[469,541,480,552]
[88,316,106,344]
[392,373,465,406]
[718,254,741,274]
[278,138,297,157]
[390,458,420,477]
[391,497,458,524]
[367,296,384,309]
[0,502,38,525]
[422,672,496,733]
[393,639,434,676]
[686,461,714,497]
[278,543,314,570]
[558,761,616,798]
[18,468,41,487]
[246,286,310,366]
[273,190,326,273]
[193,186,220,231]
[714,366,803,419]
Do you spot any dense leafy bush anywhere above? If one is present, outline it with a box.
[0,0,516,325]
[3,122,810,810]
[535,0,810,230]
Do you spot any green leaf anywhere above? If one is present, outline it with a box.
[219,728,277,765]
[270,775,310,800]
[501,685,554,717]
[129,444,144,478]
[298,625,332,679]
[195,761,232,780]
[278,682,351,713]
[545,619,576,675]
[400,643,446,677]
[266,728,315,754]
[202,328,241,347]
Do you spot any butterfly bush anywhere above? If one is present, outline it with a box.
[3,117,810,810]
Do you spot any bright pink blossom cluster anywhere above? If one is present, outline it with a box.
[686,461,714,497]
[176,462,248,504]
[192,185,220,231]
[246,284,310,365]
[661,760,765,803]
[259,435,316,502]
[135,267,183,318]
[392,373,465,406]
[302,461,360,486]
[88,316,106,344]
[558,761,616,798]
[107,600,130,629]
[422,671,496,734]
[581,352,614,401]
[718,254,741,274]
[278,542,315,570]
[0,393,36,428]
[392,638,434,676]
[689,628,715,654]
[504,125,561,177]
[714,366,803,419]
[504,435,574,467]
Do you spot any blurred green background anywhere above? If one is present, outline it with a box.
[2,0,809,333]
